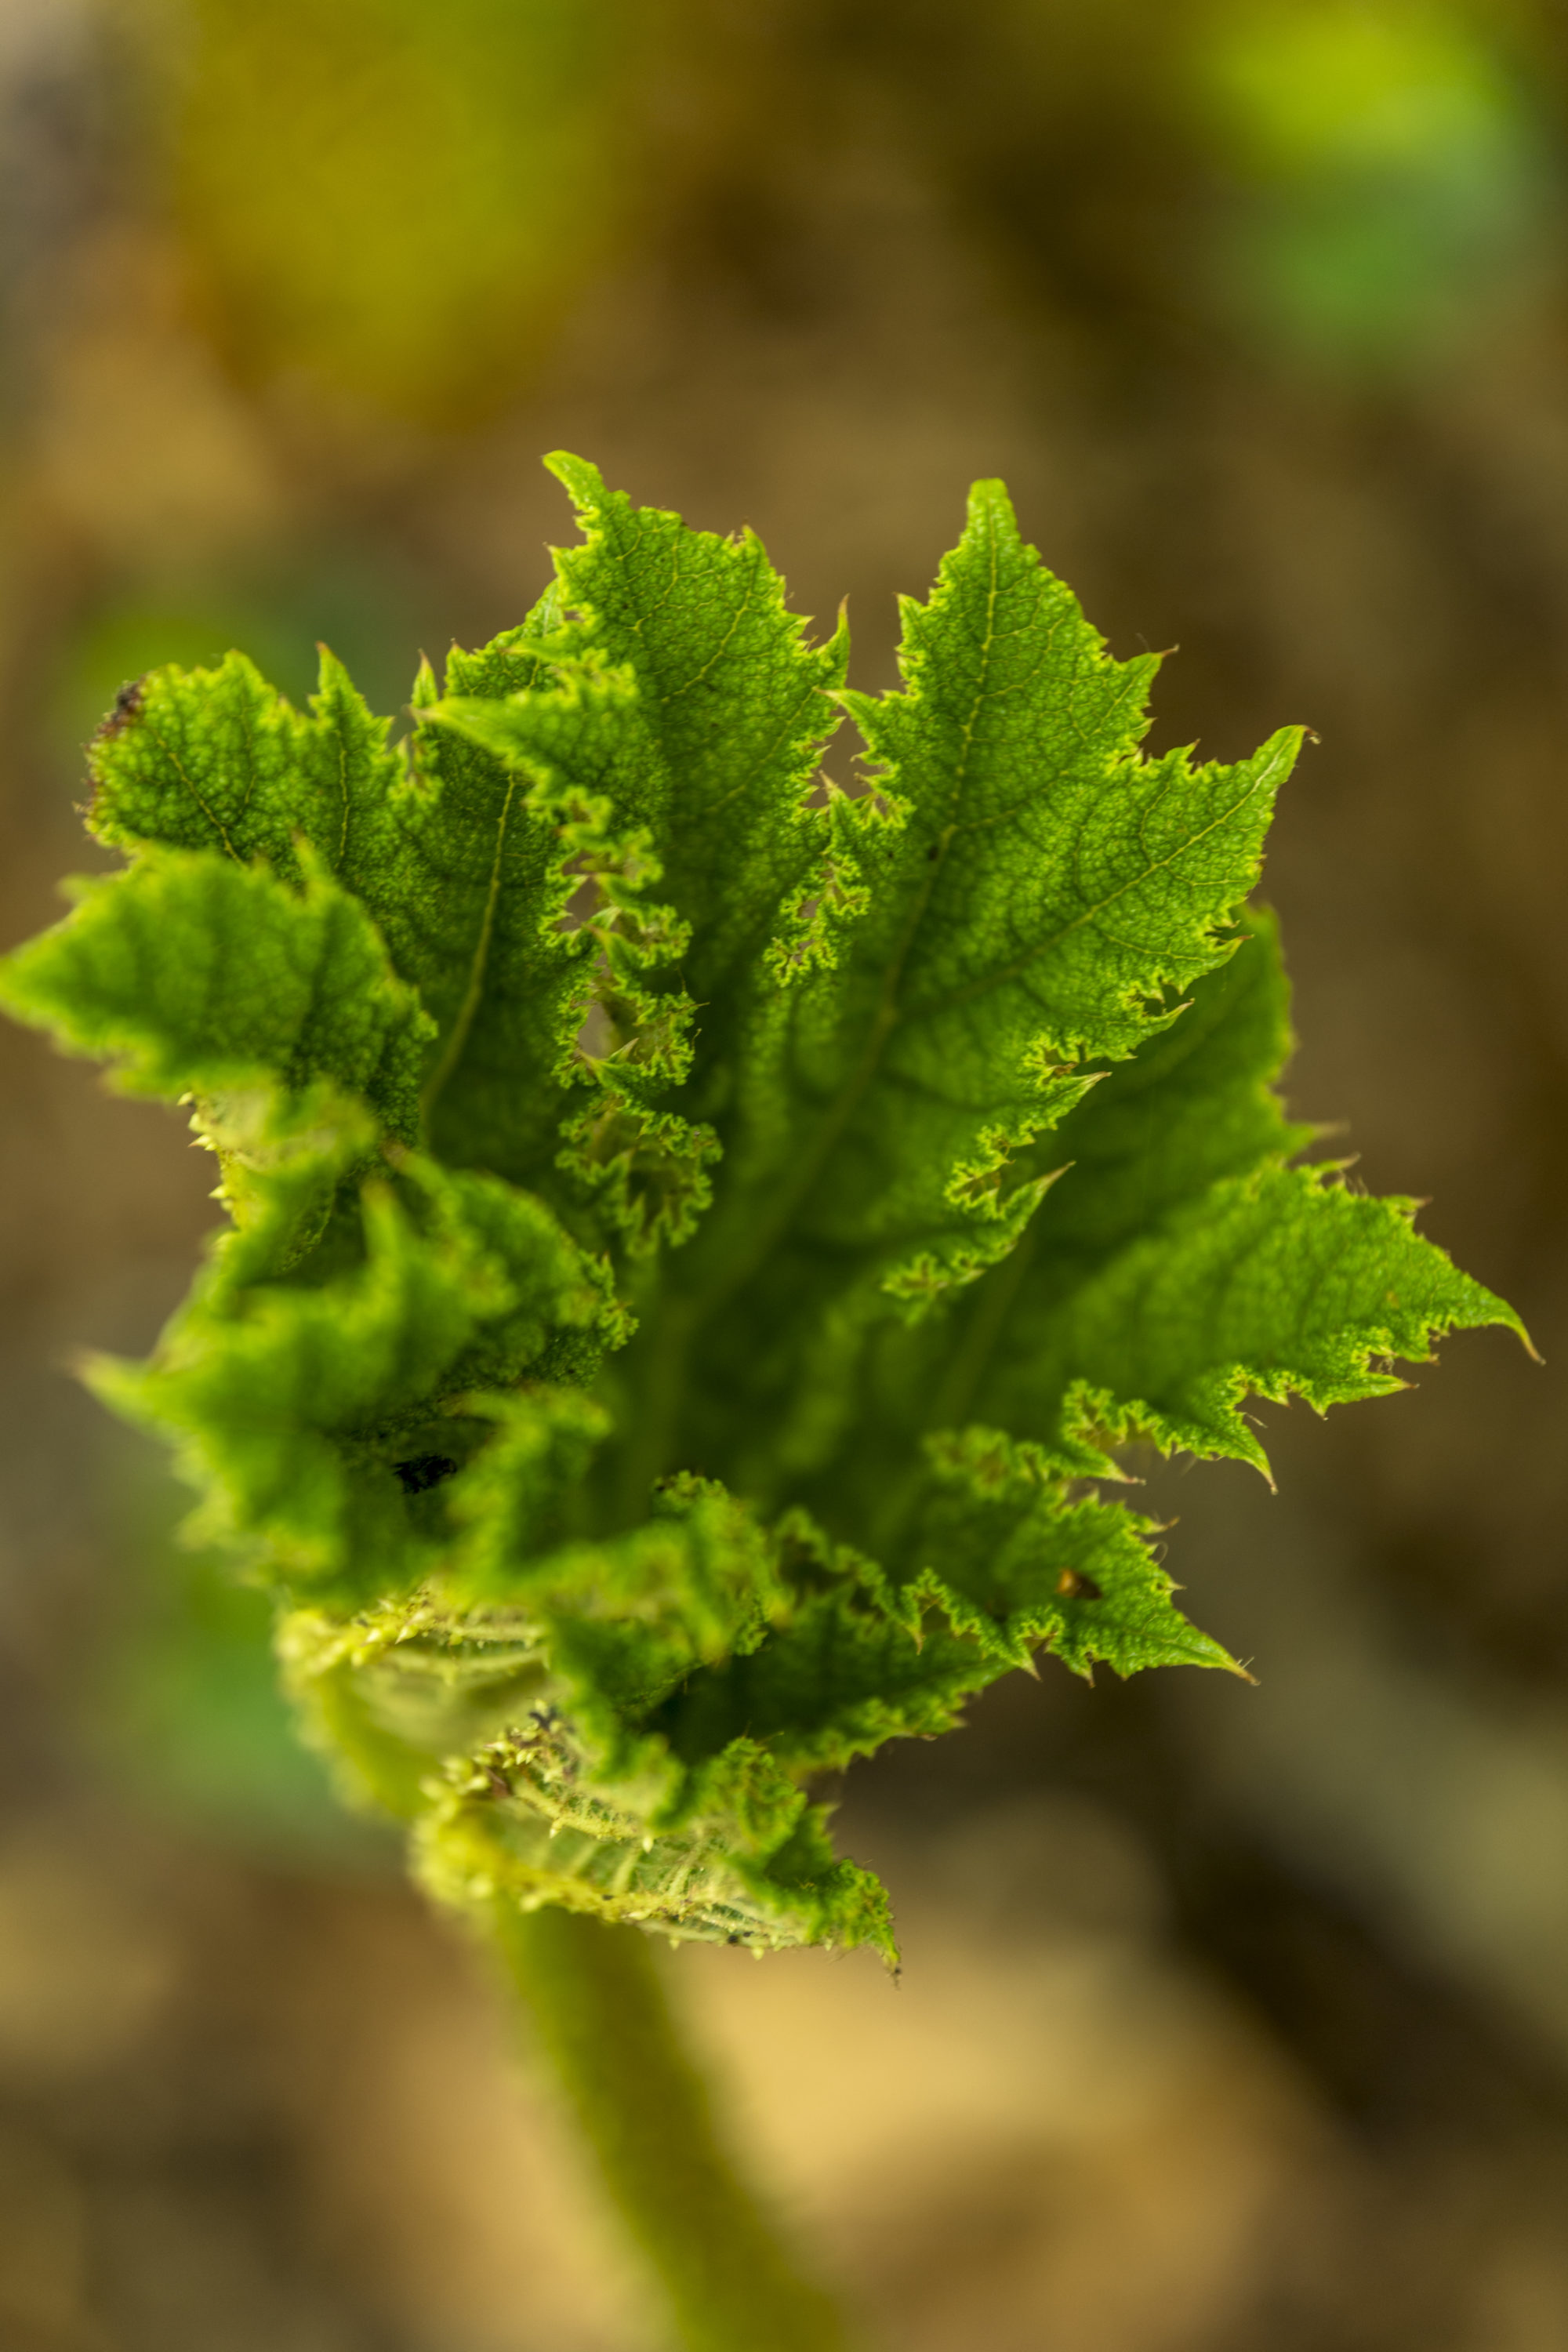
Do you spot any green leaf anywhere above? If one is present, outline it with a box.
[87,646,408,884]
[798,477,1298,1279]
[539,451,850,1034]
[0,844,431,1142]
[1,459,1523,1963]
[884,911,1522,1479]
[994,1162,1519,1470]
[89,1160,615,1602]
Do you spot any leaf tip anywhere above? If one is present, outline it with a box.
[544,449,606,515]
[964,477,1019,541]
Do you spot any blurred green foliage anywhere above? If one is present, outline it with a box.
[91,1449,388,1863]
[807,0,1557,378]
[1199,0,1555,372]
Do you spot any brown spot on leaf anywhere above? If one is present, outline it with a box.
[1056,1568,1103,1601]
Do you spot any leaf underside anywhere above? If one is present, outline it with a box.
[0,459,1519,1962]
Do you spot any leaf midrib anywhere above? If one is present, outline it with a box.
[419,773,522,1123]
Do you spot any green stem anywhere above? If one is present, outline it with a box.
[488,1904,854,2352]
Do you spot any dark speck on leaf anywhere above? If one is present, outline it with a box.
[94,677,147,742]
[394,1454,458,1494]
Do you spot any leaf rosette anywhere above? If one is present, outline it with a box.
[0,459,1519,1960]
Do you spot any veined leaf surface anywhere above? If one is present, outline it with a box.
[0,463,1520,1958]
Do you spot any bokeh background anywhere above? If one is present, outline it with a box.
[3,1,1568,2344]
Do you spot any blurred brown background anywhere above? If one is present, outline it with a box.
[4,2,1568,2345]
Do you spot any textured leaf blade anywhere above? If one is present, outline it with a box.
[543,451,850,1028]
[93,1156,622,1605]
[87,648,403,882]
[989,1163,1521,1470]
[817,477,1301,1283]
[913,914,1523,1474]
[0,847,432,1142]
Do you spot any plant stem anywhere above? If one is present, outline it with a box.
[488,1903,854,2352]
